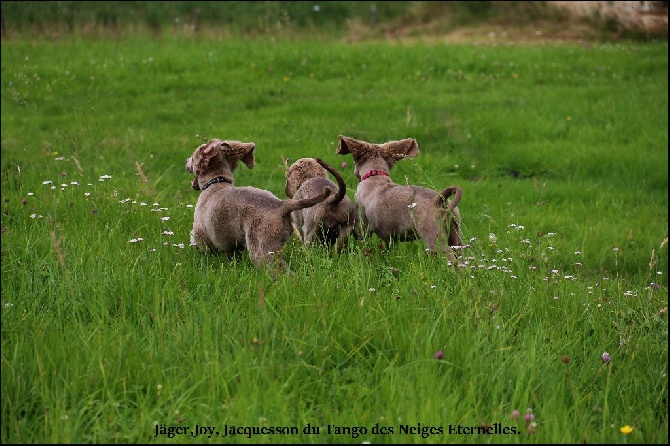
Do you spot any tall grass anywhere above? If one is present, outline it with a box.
[2,33,668,443]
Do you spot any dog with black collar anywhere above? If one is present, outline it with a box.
[186,139,331,273]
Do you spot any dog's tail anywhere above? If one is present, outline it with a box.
[315,158,347,205]
[282,187,332,215]
[434,186,462,211]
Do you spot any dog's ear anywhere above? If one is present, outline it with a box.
[382,138,419,164]
[221,141,256,169]
[284,180,294,198]
[198,140,223,170]
[336,135,365,156]
[284,164,295,198]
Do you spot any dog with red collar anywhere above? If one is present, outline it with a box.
[336,135,463,264]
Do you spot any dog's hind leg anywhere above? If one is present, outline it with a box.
[190,229,210,253]
[243,225,287,272]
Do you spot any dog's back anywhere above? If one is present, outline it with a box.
[194,185,330,253]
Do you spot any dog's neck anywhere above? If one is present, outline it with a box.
[361,169,390,181]
[201,175,232,190]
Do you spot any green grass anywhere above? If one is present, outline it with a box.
[2,32,668,444]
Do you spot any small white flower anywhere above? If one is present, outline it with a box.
[368,288,376,293]
[408,202,417,209]
[488,233,497,244]
[162,231,174,236]
[160,216,170,221]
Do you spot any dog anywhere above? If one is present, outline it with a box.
[335,135,463,264]
[186,139,332,272]
[284,157,358,252]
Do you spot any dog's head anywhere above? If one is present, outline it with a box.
[284,158,328,198]
[186,139,255,190]
[335,135,418,179]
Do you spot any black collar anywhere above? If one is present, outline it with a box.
[202,176,232,191]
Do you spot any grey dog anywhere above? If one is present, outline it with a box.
[186,139,331,271]
[336,135,463,263]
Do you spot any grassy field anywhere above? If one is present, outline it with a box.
[1,18,668,446]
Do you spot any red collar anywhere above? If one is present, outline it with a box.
[361,169,390,181]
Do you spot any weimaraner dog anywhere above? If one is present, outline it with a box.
[336,135,463,263]
[186,139,331,272]
[285,157,359,252]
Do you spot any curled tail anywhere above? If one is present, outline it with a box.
[434,186,462,211]
[315,158,346,204]
[282,187,332,215]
